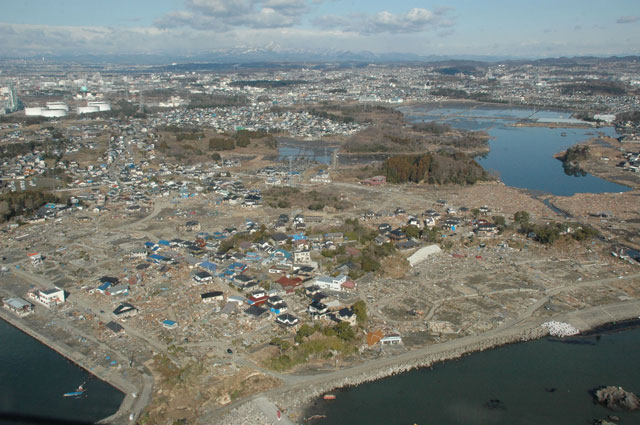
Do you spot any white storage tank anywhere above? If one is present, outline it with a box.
[88,101,111,112]
[41,109,67,118]
[45,102,69,111]
[77,106,100,114]
[24,107,43,116]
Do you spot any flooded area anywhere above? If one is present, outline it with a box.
[400,104,631,196]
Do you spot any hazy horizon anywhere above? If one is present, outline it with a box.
[1,0,639,59]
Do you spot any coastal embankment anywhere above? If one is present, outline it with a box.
[0,308,152,425]
[214,298,640,424]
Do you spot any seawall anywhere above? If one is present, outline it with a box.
[0,308,150,425]
[215,299,640,424]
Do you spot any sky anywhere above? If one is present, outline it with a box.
[1,0,639,58]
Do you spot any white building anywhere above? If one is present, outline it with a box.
[293,250,311,264]
[380,334,403,345]
[28,288,65,308]
[313,274,347,292]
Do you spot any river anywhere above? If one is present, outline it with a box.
[308,325,640,425]
[400,104,631,196]
[0,319,124,423]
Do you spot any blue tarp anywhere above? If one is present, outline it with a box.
[199,261,217,272]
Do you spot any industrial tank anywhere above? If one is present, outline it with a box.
[77,106,100,114]
[88,101,111,111]
[24,107,43,116]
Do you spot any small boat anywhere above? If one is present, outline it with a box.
[323,394,336,400]
[277,410,282,421]
[63,383,86,397]
[561,132,567,137]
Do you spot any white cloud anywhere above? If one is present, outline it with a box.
[156,0,314,31]
[617,16,639,24]
[0,23,196,56]
[313,7,452,35]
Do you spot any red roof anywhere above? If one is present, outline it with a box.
[276,275,302,288]
[341,280,356,289]
[248,295,268,306]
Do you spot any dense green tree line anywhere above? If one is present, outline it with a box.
[0,190,59,223]
[187,94,248,109]
[382,152,489,185]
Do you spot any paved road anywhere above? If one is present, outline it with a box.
[8,268,156,425]
[12,268,169,355]
[255,396,294,425]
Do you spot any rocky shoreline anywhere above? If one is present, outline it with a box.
[216,325,548,424]
[289,326,548,422]
[215,297,640,424]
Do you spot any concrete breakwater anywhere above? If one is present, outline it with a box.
[279,326,549,420]
[216,326,549,425]
[217,299,640,424]
[0,309,150,425]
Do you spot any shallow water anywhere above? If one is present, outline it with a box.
[401,105,630,196]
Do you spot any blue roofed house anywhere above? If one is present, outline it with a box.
[97,281,112,294]
[198,261,217,273]
[144,241,159,252]
[162,319,178,329]
[158,239,171,247]
[228,262,248,273]
[149,254,171,264]
[273,249,292,261]
[220,269,237,281]
[291,233,307,242]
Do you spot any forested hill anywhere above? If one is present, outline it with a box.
[382,152,490,185]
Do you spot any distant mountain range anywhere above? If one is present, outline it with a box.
[5,48,640,68]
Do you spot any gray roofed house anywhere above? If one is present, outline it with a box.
[107,284,130,296]
[275,313,299,327]
[112,302,138,319]
[105,321,125,335]
[244,305,269,318]
[193,271,213,282]
[3,297,34,317]
[201,291,224,303]
[271,232,289,245]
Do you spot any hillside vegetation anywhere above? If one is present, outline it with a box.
[382,152,490,185]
